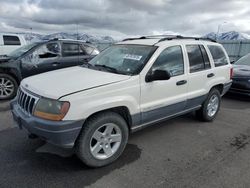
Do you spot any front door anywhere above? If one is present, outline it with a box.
[140,45,188,124]
[20,42,61,78]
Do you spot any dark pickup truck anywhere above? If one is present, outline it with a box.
[0,39,99,100]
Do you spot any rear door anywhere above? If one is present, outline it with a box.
[140,45,188,124]
[185,44,213,109]
[60,42,90,67]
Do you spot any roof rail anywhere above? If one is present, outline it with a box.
[122,35,216,43]
[158,35,216,43]
[122,36,147,41]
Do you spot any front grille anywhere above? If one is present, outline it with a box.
[17,87,39,115]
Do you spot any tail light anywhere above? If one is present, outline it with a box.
[230,67,233,79]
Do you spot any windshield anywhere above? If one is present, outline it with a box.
[235,53,250,66]
[8,43,38,59]
[88,44,157,75]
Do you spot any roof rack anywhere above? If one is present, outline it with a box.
[122,35,216,43]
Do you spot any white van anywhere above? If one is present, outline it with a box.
[0,33,27,56]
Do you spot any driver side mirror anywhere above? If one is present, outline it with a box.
[145,69,171,82]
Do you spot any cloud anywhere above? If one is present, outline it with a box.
[0,0,250,38]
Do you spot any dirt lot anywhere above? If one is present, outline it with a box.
[0,95,250,188]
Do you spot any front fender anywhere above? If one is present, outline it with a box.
[62,95,140,121]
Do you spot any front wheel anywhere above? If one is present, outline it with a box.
[75,112,129,168]
[0,73,18,100]
[196,89,221,122]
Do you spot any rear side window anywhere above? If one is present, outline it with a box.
[208,45,228,67]
[3,35,21,45]
[151,46,184,77]
[186,45,211,73]
[62,43,85,56]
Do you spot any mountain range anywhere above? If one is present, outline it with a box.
[20,32,115,43]
[6,31,250,43]
[204,31,250,40]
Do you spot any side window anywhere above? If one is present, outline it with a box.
[82,45,94,55]
[208,45,228,67]
[62,43,83,56]
[186,45,211,73]
[36,42,60,58]
[200,45,211,69]
[3,35,21,45]
[22,43,59,64]
[151,46,184,77]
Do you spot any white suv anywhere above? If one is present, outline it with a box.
[11,36,232,167]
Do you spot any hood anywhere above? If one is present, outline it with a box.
[21,66,131,99]
[233,65,250,77]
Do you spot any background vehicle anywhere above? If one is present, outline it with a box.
[0,39,99,100]
[230,53,250,96]
[0,33,27,56]
[11,35,232,167]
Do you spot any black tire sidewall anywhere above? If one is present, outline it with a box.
[202,89,221,121]
[75,112,129,168]
[0,73,18,100]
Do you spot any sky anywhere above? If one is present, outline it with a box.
[0,0,250,39]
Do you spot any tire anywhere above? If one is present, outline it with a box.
[0,73,18,100]
[75,112,129,168]
[196,89,221,122]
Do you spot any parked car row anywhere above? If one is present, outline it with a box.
[11,35,233,167]
[0,39,99,100]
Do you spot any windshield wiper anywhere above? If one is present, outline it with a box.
[81,62,94,68]
[94,64,121,74]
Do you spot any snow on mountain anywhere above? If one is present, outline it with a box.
[204,31,250,40]
[18,32,115,43]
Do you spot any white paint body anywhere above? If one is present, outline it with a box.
[20,39,232,122]
[0,33,27,56]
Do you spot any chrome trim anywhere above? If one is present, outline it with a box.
[17,87,39,116]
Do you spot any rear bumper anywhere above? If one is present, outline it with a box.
[10,100,85,148]
[222,81,233,96]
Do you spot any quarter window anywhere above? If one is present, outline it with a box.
[186,45,211,73]
[151,46,184,77]
[3,35,21,45]
[208,45,228,67]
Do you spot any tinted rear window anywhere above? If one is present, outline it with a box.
[187,45,211,73]
[3,35,21,45]
[62,43,85,56]
[208,45,228,67]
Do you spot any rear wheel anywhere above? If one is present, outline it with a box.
[196,89,221,122]
[0,73,18,100]
[75,112,129,168]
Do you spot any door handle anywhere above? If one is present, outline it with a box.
[176,80,187,86]
[52,62,60,66]
[207,73,215,78]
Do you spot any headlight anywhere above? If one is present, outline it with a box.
[34,98,70,121]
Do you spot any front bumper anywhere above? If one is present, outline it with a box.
[11,100,85,148]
